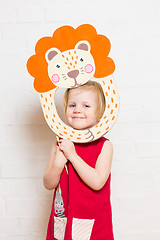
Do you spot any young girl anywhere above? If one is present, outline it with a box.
[43,81,114,240]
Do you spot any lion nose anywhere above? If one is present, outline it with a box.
[67,70,79,79]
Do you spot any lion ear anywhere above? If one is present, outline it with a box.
[45,48,61,63]
[75,41,91,52]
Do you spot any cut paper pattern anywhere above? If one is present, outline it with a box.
[27,24,120,143]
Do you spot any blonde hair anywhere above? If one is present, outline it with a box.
[64,81,106,119]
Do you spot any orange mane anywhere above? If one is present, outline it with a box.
[27,24,115,93]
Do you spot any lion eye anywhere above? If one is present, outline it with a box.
[56,64,60,68]
[80,58,84,62]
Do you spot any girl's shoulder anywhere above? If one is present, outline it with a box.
[101,137,113,153]
[98,136,113,152]
[91,137,112,153]
[101,136,109,142]
[98,136,110,145]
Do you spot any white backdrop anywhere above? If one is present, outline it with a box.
[0,0,160,239]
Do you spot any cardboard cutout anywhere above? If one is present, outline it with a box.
[27,24,120,143]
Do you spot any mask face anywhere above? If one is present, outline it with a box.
[45,41,95,89]
[27,24,120,143]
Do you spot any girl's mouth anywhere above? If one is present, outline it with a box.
[72,117,84,119]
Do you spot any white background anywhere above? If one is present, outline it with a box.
[0,0,160,239]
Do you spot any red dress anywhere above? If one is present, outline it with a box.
[46,137,114,240]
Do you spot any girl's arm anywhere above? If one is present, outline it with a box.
[59,139,113,191]
[43,141,68,190]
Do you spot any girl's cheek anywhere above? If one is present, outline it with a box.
[51,74,60,83]
[65,111,70,121]
[84,64,94,74]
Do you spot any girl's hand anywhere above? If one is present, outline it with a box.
[43,141,68,190]
[58,139,77,161]
[55,145,68,168]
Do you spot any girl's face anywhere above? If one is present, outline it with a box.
[65,88,99,130]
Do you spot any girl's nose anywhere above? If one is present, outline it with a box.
[73,106,81,113]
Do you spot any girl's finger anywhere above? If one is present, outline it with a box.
[59,144,65,150]
[58,139,65,145]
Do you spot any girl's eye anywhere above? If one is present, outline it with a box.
[84,105,90,108]
[69,104,75,107]
[80,57,84,62]
[56,64,60,68]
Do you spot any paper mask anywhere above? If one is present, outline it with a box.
[27,24,120,142]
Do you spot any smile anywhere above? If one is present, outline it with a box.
[72,117,85,119]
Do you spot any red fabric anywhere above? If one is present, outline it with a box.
[46,137,114,240]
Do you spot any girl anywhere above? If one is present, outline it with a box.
[43,81,114,240]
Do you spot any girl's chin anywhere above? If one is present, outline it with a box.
[66,120,99,130]
[68,123,87,130]
[70,124,95,130]
[72,125,86,130]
